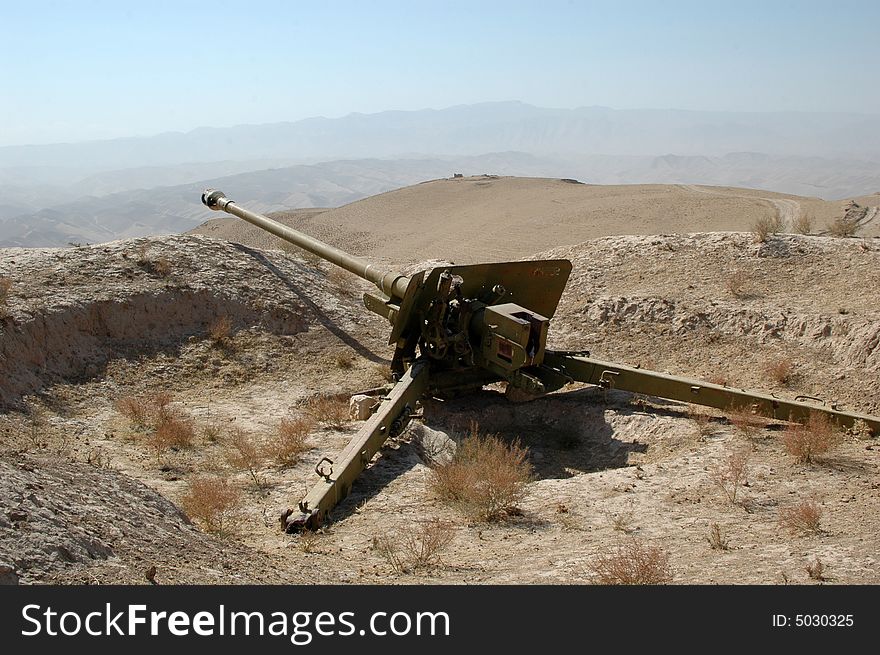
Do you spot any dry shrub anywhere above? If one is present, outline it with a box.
[710,447,751,503]
[707,522,729,550]
[224,427,265,488]
[587,538,673,585]
[402,519,455,569]
[794,213,813,235]
[150,391,173,409]
[180,475,241,536]
[608,512,635,534]
[765,357,794,386]
[752,215,775,243]
[334,351,355,369]
[782,412,840,464]
[135,242,151,266]
[726,407,766,440]
[373,534,407,574]
[86,447,113,470]
[115,392,173,429]
[115,395,153,428]
[373,519,455,573]
[298,530,322,554]
[724,270,749,298]
[135,244,172,276]
[144,428,175,464]
[152,257,172,277]
[779,500,822,535]
[768,213,784,234]
[201,420,223,443]
[805,558,827,581]
[850,418,874,440]
[0,277,11,316]
[690,410,718,437]
[302,394,351,429]
[373,363,394,383]
[605,500,635,534]
[208,316,232,346]
[154,412,194,448]
[429,423,532,521]
[268,416,314,467]
[829,215,860,237]
[146,411,195,463]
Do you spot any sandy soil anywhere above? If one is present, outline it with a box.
[190,176,879,264]
[2,179,879,585]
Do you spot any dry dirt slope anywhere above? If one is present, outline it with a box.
[190,176,880,263]
[1,222,879,584]
[0,235,387,583]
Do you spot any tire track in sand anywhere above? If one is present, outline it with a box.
[677,184,801,230]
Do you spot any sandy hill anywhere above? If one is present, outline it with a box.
[190,176,879,264]
[2,220,879,584]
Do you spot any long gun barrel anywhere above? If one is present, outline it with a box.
[200,189,880,531]
[201,189,410,300]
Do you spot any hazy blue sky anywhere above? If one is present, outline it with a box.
[2,0,878,146]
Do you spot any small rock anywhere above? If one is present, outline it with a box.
[349,395,379,421]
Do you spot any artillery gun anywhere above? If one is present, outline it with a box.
[201,189,880,531]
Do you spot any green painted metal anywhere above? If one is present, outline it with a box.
[544,351,880,434]
[202,189,880,532]
[202,189,411,300]
[283,359,430,532]
[417,260,571,320]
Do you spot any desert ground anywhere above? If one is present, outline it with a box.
[1,176,878,585]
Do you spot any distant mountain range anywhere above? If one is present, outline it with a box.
[1,102,878,247]
[4,102,880,172]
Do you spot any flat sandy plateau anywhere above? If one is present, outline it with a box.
[192,176,880,262]
[1,177,878,585]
